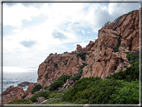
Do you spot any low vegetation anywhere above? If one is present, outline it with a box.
[69,73,81,81]
[76,52,88,61]
[79,63,87,73]
[44,86,49,89]
[8,99,33,104]
[49,75,70,91]
[21,94,28,99]
[47,92,62,99]
[124,52,139,64]
[110,80,139,104]
[107,61,139,82]
[30,91,49,102]
[62,76,139,104]
[64,51,68,54]
[32,84,43,94]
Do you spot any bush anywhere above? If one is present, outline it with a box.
[47,92,62,99]
[8,99,33,104]
[76,52,88,61]
[21,94,28,99]
[58,75,71,83]
[107,61,139,82]
[49,80,64,91]
[79,63,87,73]
[44,86,49,89]
[62,77,123,104]
[32,84,43,94]
[30,91,49,102]
[110,80,139,104]
[64,51,68,54]
[69,73,81,81]
[126,52,139,64]
[114,38,121,52]
[49,75,70,91]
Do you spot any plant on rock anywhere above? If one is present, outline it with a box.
[30,91,49,102]
[32,84,43,94]
[49,75,70,91]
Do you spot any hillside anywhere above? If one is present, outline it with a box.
[36,8,139,87]
[2,8,141,105]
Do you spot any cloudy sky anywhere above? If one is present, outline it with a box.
[1,0,140,68]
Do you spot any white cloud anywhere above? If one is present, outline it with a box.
[3,3,41,27]
[2,3,140,67]
[82,30,85,35]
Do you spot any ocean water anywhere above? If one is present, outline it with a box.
[0,66,38,94]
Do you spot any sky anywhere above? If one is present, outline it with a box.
[0,0,141,68]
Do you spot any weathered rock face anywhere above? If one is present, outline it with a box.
[25,83,36,94]
[37,9,140,87]
[37,53,81,87]
[17,81,30,87]
[2,86,25,104]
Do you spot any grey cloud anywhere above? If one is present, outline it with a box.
[52,30,67,41]
[20,40,37,48]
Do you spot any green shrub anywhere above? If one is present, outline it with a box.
[110,80,139,104]
[79,63,87,73]
[49,75,70,91]
[64,51,68,54]
[114,38,121,52]
[49,80,64,91]
[47,92,62,99]
[44,86,49,89]
[69,73,81,81]
[21,94,28,99]
[107,61,139,82]
[8,99,33,104]
[126,52,139,64]
[58,75,71,83]
[30,91,49,102]
[76,52,88,60]
[32,84,43,94]
[62,77,123,104]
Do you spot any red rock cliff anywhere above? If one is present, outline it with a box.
[37,9,140,87]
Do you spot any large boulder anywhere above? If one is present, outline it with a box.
[2,85,25,104]
[36,97,45,103]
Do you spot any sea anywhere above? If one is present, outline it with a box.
[0,66,38,94]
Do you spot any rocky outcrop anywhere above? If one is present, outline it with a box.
[37,52,82,87]
[17,81,30,87]
[37,9,140,87]
[2,85,25,104]
[60,79,75,89]
[36,97,45,103]
[25,83,36,94]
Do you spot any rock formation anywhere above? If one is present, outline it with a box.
[17,81,30,87]
[2,8,140,104]
[2,85,25,104]
[37,8,140,87]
